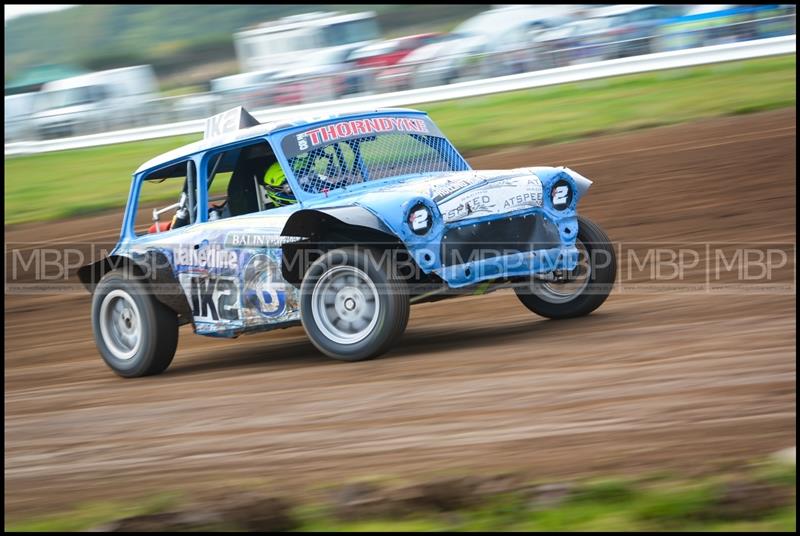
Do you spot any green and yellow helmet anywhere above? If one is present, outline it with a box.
[262,162,297,206]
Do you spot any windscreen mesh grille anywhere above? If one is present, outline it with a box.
[287,134,468,195]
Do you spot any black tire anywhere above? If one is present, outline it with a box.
[91,269,179,377]
[300,247,410,362]
[515,216,616,319]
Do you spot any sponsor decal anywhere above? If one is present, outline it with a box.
[442,193,494,222]
[438,176,543,223]
[242,254,291,319]
[224,231,297,249]
[174,240,238,271]
[504,191,541,211]
[430,177,480,202]
[179,274,240,322]
[295,117,429,150]
[281,115,443,157]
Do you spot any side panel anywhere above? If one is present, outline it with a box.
[125,215,303,337]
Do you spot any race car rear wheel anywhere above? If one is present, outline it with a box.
[92,269,178,377]
[300,247,410,361]
[515,216,616,319]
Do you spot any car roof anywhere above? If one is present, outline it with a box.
[135,107,428,175]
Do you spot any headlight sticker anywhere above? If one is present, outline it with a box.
[408,202,433,235]
[551,179,573,211]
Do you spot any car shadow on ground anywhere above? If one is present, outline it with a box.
[166,334,327,377]
[165,311,620,377]
[397,311,619,356]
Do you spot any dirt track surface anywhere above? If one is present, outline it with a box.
[5,109,796,517]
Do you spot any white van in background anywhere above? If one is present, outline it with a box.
[4,92,37,142]
[234,11,379,73]
[30,65,158,139]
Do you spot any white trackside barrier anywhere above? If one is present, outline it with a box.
[5,35,795,157]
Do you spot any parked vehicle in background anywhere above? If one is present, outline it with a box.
[351,33,444,92]
[7,6,793,142]
[209,69,280,111]
[30,65,158,139]
[4,92,37,141]
[754,4,797,38]
[655,4,797,52]
[585,4,689,58]
[489,14,575,75]
[171,93,221,122]
[532,17,619,68]
[378,33,466,91]
[173,68,284,123]
[397,33,485,88]
[270,45,370,106]
[349,33,444,69]
[234,11,379,73]
[392,5,580,89]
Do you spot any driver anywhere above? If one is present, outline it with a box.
[262,162,297,207]
[291,154,350,194]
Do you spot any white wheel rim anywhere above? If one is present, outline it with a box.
[99,289,142,360]
[534,240,592,304]
[311,265,380,345]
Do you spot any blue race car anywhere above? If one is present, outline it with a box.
[79,107,616,377]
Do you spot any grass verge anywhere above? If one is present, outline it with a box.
[4,55,795,226]
[5,459,796,532]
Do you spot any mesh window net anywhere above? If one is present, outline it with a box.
[287,133,469,195]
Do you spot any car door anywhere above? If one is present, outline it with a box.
[178,141,301,335]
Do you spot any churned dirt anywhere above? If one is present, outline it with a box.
[4,109,796,518]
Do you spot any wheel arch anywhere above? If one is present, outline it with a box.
[280,206,410,286]
[77,251,193,325]
[281,206,395,238]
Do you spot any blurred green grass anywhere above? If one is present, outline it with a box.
[4,55,795,226]
[6,462,796,532]
[4,493,183,532]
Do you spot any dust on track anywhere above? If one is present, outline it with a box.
[4,109,796,517]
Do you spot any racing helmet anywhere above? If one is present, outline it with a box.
[262,162,297,207]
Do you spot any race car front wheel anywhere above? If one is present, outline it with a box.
[515,216,616,319]
[300,247,410,362]
[92,269,178,377]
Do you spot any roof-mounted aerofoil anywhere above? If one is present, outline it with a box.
[204,106,260,140]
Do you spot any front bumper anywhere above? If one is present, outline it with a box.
[393,168,590,288]
[434,211,579,288]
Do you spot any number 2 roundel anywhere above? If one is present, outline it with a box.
[408,202,433,235]
[551,179,573,210]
